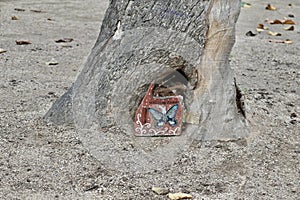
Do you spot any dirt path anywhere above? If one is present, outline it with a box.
[0,0,299,199]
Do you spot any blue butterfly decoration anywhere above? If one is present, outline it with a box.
[148,104,178,128]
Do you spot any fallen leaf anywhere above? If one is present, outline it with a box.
[0,49,7,54]
[168,192,193,200]
[257,24,263,29]
[270,19,283,24]
[11,16,19,20]
[268,39,292,44]
[55,38,74,43]
[257,24,269,30]
[16,40,31,45]
[14,8,25,12]
[268,39,282,43]
[241,2,251,8]
[152,187,169,195]
[266,4,277,11]
[267,19,296,25]
[284,26,294,31]
[284,39,293,44]
[245,31,256,37]
[46,60,59,65]
[283,19,295,25]
[30,9,45,13]
[290,113,298,118]
[256,24,269,32]
[268,31,282,36]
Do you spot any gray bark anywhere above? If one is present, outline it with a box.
[45,0,248,141]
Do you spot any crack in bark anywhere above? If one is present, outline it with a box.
[234,78,246,118]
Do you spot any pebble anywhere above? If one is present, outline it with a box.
[152,187,169,195]
[167,192,193,200]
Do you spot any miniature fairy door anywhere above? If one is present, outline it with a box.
[134,81,183,136]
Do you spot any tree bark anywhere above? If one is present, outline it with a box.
[45,0,248,141]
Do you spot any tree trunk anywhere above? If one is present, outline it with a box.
[45,0,248,140]
[44,0,248,170]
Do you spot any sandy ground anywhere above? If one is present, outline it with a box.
[0,0,299,199]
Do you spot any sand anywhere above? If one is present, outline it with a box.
[0,0,299,199]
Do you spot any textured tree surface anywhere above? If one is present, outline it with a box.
[45,0,249,171]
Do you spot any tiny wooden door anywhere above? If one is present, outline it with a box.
[134,81,183,136]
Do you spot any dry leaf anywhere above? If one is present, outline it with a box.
[270,19,283,24]
[268,31,281,36]
[257,24,263,29]
[267,19,296,25]
[30,9,45,13]
[245,31,256,37]
[46,61,59,65]
[0,48,7,54]
[268,39,283,43]
[284,26,294,31]
[284,39,293,44]
[168,193,193,200]
[269,39,292,44]
[16,40,31,45]
[283,19,295,25]
[46,58,59,66]
[14,8,25,12]
[257,24,269,30]
[256,24,269,32]
[11,16,19,20]
[266,4,277,11]
[55,38,74,43]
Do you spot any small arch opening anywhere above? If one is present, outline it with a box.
[153,68,190,97]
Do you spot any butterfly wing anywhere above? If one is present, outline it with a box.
[148,107,165,128]
[166,104,178,119]
[148,108,163,120]
[166,104,178,127]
